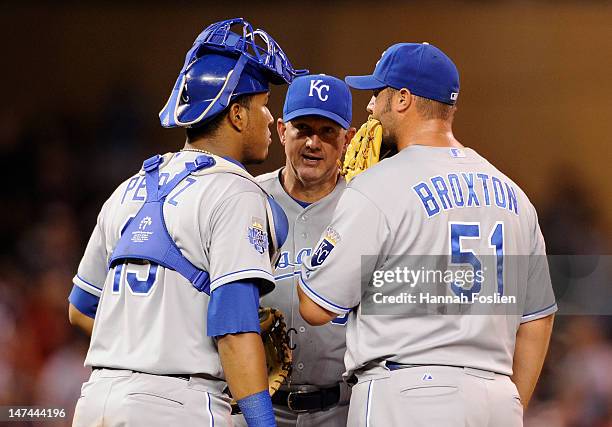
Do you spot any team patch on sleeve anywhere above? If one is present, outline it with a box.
[311,227,341,267]
[248,217,269,254]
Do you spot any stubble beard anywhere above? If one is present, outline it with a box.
[377,93,398,151]
[378,113,398,152]
[381,131,397,152]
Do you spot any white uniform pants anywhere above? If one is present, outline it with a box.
[348,365,523,427]
[73,368,233,427]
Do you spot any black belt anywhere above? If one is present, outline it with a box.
[272,384,340,413]
[92,366,190,381]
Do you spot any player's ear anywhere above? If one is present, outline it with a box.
[343,127,357,154]
[396,88,412,113]
[277,118,287,146]
[228,102,247,132]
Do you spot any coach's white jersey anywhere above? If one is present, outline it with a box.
[73,151,275,377]
[256,169,347,386]
[300,146,557,379]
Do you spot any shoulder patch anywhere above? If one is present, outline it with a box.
[248,217,269,254]
[311,227,341,267]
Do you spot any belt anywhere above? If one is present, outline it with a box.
[386,361,476,371]
[272,384,341,413]
[92,366,190,381]
[386,361,427,371]
[385,362,499,379]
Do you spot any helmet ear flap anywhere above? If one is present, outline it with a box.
[172,54,250,128]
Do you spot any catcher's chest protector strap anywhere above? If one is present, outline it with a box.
[108,154,214,294]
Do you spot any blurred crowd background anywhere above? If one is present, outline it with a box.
[1,2,611,426]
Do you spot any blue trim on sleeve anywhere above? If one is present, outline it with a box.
[207,280,261,337]
[76,274,102,291]
[299,274,351,312]
[210,268,274,287]
[68,284,100,319]
[522,302,558,318]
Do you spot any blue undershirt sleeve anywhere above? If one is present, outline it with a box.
[207,280,261,337]
[68,284,100,319]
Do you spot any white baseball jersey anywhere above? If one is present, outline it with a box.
[300,146,557,379]
[256,169,348,386]
[73,151,275,377]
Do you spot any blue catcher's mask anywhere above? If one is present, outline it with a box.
[160,18,308,128]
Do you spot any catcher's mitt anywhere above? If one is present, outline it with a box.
[339,116,382,183]
[230,307,292,414]
[259,307,292,395]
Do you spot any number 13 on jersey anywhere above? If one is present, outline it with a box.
[449,222,504,298]
[112,262,160,296]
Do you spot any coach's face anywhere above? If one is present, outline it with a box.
[278,116,352,187]
[242,92,274,164]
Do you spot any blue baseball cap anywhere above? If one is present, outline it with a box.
[345,43,460,105]
[283,74,352,129]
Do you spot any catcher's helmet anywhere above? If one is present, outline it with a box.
[160,18,307,128]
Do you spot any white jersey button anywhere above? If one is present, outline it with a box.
[297,362,304,370]
[301,233,308,238]
[298,326,306,333]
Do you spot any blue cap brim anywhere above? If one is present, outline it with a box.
[344,74,386,90]
[284,108,350,130]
